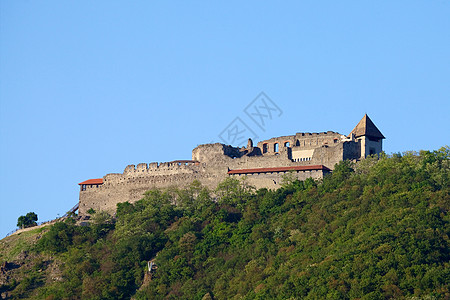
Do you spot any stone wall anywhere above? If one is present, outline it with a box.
[79,145,336,215]
[79,124,381,216]
[358,136,383,157]
[192,143,243,162]
[256,131,345,155]
[229,169,330,189]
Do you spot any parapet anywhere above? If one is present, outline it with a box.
[295,131,341,137]
[122,160,202,173]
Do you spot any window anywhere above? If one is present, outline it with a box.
[274,143,279,152]
[82,184,86,191]
[263,143,268,153]
[284,141,290,147]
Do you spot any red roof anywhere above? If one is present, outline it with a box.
[227,165,331,175]
[78,178,103,185]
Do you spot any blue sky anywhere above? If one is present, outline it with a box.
[1,1,449,237]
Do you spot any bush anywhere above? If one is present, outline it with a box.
[17,212,38,229]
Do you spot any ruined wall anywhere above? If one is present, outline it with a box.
[256,135,295,154]
[79,128,371,216]
[79,144,334,215]
[293,131,344,148]
[192,143,243,162]
[256,131,344,155]
[229,169,329,189]
[79,161,226,215]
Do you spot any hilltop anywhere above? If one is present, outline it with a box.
[0,147,449,299]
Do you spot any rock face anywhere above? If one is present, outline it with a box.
[78,115,385,216]
[0,227,64,299]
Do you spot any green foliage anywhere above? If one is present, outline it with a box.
[17,212,38,229]
[215,177,255,209]
[15,148,449,299]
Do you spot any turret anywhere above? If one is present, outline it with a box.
[349,114,385,158]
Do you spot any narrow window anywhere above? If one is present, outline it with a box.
[263,143,268,153]
[82,184,86,191]
[274,143,279,152]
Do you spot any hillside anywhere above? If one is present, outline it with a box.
[0,147,449,299]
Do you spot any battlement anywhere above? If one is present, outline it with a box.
[123,160,201,174]
[78,114,385,216]
[298,130,337,135]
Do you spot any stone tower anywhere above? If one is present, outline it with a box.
[349,114,385,158]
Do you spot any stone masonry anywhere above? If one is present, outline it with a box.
[78,114,385,215]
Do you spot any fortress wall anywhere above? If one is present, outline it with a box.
[227,151,296,170]
[103,162,205,185]
[80,170,228,215]
[256,135,296,154]
[78,115,385,216]
[256,131,345,155]
[293,131,343,149]
[311,143,344,170]
[79,188,115,215]
[343,141,361,160]
[230,169,328,190]
[294,131,342,139]
[80,161,216,215]
[79,134,365,215]
[80,163,331,216]
[192,143,242,162]
[79,150,309,216]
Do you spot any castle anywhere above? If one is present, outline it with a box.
[78,114,385,215]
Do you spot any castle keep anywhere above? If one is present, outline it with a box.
[78,114,385,215]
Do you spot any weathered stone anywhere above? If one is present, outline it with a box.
[78,115,384,216]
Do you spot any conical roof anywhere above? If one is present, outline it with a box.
[349,114,385,139]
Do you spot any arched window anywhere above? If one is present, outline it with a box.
[262,143,268,153]
[274,143,279,152]
[284,141,290,147]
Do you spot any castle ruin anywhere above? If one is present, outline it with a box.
[78,114,385,215]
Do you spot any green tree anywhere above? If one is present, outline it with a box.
[17,212,38,229]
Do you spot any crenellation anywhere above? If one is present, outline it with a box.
[136,163,148,171]
[79,114,385,216]
[148,162,159,169]
[124,165,136,173]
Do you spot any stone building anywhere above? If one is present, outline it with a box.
[78,114,384,215]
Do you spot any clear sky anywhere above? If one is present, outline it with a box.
[1,1,449,238]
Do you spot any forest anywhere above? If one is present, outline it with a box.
[1,147,449,299]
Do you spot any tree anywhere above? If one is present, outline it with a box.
[17,212,38,229]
